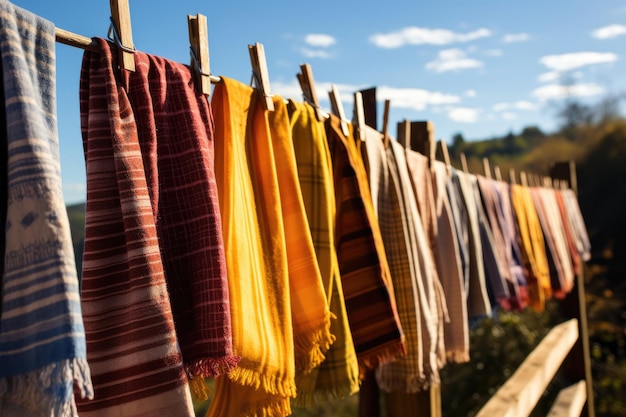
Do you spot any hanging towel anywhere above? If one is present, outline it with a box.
[510,184,551,311]
[536,187,575,295]
[266,97,333,374]
[561,189,591,262]
[79,37,239,415]
[555,190,582,276]
[0,3,92,416]
[477,176,523,310]
[530,187,568,298]
[471,175,511,310]
[209,77,295,417]
[325,114,405,374]
[288,101,360,407]
[362,129,427,392]
[431,161,469,363]
[494,181,529,308]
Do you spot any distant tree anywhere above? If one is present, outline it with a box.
[557,99,594,137]
[452,132,465,147]
[520,125,545,139]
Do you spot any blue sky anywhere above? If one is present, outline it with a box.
[11,0,626,204]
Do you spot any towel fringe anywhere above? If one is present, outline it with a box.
[185,354,241,380]
[375,367,430,394]
[291,372,360,408]
[358,339,407,379]
[446,350,470,364]
[293,314,335,374]
[0,358,92,417]
[228,366,297,399]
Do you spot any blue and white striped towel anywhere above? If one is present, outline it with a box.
[0,2,93,416]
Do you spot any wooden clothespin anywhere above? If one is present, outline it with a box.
[188,14,211,96]
[397,119,411,148]
[109,0,135,72]
[483,158,492,179]
[353,91,366,141]
[509,168,517,185]
[494,166,502,182]
[520,171,528,187]
[249,42,274,111]
[436,139,452,176]
[328,84,349,136]
[381,99,391,148]
[297,63,323,121]
[460,152,469,173]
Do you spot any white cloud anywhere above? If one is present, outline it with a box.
[299,48,333,59]
[532,82,605,101]
[538,71,561,83]
[492,100,538,112]
[305,33,336,47]
[591,24,626,39]
[426,49,483,73]
[465,89,477,97]
[503,33,530,43]
[369,27,491,48]
[539,52,618,72]
[485,49,503,57]
[501,112,518,120]
[448,107,481,123]
[514,100,538,110]
[492,102,510,112]
[378,85,461,111]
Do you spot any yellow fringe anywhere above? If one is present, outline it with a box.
[228,366,297,399]
[293,313,335,374]
[189,375,211,401]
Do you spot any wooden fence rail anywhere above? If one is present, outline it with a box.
[476,319,581,417]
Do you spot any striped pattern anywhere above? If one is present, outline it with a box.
[362,129,426,392]
[477,176,523,310]
[495,180,529,308]
[208,77,295,417]
[0,3,92,416]
[449,169,491,320]
[471,174,511,309]
[289,101,359,407]
[77,38,196,416]
[324,115,405,373]
[560,189,591,262]
[431,161,468,363]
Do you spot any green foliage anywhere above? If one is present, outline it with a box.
[440,304,564,417]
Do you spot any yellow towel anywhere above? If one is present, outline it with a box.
[511,184,552,311]
[208,77,295,416]
[288,101,360,406]
[267,97,334,373]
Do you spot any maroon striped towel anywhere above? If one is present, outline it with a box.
[77,38,236,415]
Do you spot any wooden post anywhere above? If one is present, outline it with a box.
[358,87,378,129]
[410,121,436,164]
[550,161,596,417]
